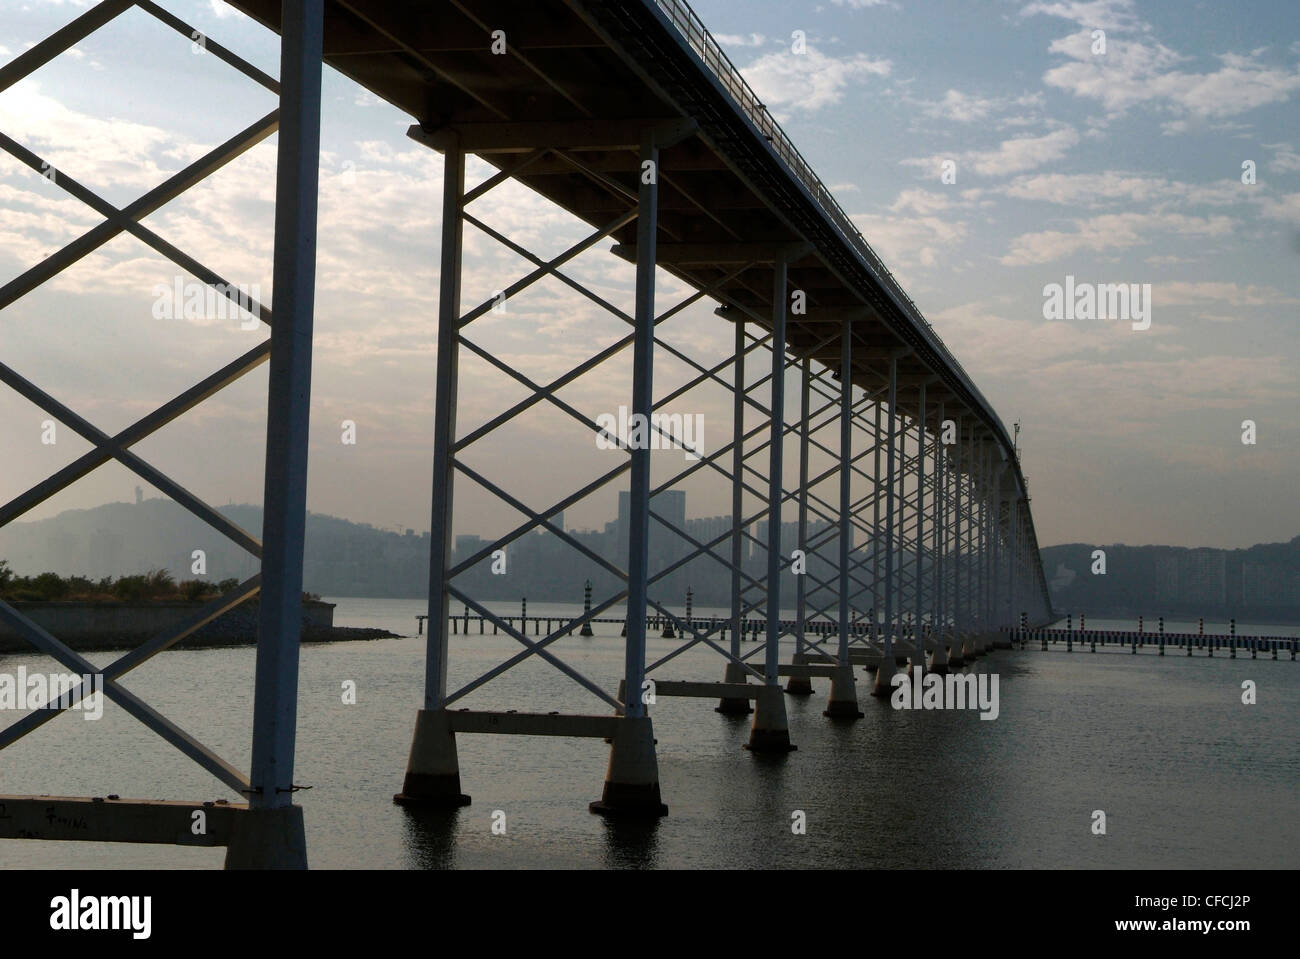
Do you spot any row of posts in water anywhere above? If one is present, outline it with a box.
[418,585,1296,661]
[422,582,922,640]
[1014,612,1297,659]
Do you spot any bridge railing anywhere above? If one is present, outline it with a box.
[650,0,1004,439]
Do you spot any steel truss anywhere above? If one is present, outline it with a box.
[3,0,1057,844]
[0,0,322,866]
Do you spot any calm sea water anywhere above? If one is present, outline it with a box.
[1,597,1296,869]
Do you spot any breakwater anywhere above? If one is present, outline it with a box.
[0,599,396,653]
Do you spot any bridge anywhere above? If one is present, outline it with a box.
[0,0,1053,866]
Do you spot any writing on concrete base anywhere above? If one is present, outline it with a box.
[890,671,999,720]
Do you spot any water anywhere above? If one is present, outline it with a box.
[1,597,1297,869]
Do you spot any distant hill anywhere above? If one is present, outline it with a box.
[1039,537,1300,622]
[0,500,430,599]
[4,500,1297,622]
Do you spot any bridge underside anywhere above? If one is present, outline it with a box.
[0,0,1053,865]
[226,0,1032,459]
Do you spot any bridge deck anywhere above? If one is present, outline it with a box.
[223,0,1026,494]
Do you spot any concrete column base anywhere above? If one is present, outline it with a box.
[961,633,979,660]
[590,715,668,817]
[393,708,471,808]
[928,636,950,674]
[823,664,863,719]
[745,685,796,752]
[871,655,898,697]
[715,661,754,715]
[785,651,814,695]
[223,805,307,870]
[893,640,911,667]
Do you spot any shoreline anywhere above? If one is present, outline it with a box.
[0,599,401,654]
[0,625,402,656]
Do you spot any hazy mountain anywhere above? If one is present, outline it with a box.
[4,499,1296,622]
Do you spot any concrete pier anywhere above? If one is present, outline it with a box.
[393,708,470,809]
[715,661,755,715]
[823,664,864,718]
[590,716,668,818]
[746,685,796,752]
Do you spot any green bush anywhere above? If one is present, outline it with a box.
[0,567,312,606]
[31,572,70,600]
[179,579,215,601]
[112,575,150,601]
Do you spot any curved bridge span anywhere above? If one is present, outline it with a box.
[0,0,1054,865]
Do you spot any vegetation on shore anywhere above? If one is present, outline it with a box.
[0,561,320,604]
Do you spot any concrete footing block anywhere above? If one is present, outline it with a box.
[745,685,796,752]
[393,708,471,808]
[871,655,898,697]
[823,665,863,719]
[893,641,911,667]
[223,805,307,870]
[784,652,814,695]
[928,636,950,674]
[715,661,754,715]
[590,715,668,818]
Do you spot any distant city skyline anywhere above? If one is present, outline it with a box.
[0,0,1296,552]
[3,497,1297,619]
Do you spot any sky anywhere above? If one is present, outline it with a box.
[0,0,1296,555]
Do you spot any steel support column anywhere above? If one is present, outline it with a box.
[786,356,814,696]
[747,258,795,750]
[873,354,900,696]
[717,316,753,714]
[959,426,976,662]
[394,136,472,811]
[910,381,927,673]
[929,401,949,673]
[825,318,862,718]
[230,0,323,869]
[591,128,668,815]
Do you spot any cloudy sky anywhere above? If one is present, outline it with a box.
[0,0,1296,557]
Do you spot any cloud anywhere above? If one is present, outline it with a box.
[904,127,1079,178]
[208,0,248,19]
[715,33,767,48]
[1264,143,1300,174]
[1019,0,1147,32]
[962,126,1079,176]
[850,209,967,273]
[999,212,1234,265]
[1041,31,1300,120]
[740,47,891,112]
[917,89,1043,124]
[1000,171,1243,207]
[0,80,176,193]
[1258,192,1300,224]
[1153,281,1299,307]
[889,188,952,215]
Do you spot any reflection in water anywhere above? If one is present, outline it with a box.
[3,600,1296,870]
[399,806,464,870]
[598,815,662,868]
